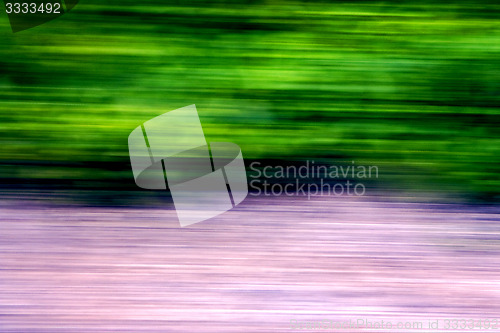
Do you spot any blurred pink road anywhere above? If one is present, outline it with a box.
[1,196,499,332]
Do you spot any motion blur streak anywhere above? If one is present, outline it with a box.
[0,0,499,200]
[1,1,500,332]
[1,197,499,332]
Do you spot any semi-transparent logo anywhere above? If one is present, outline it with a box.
[128,105,248,227]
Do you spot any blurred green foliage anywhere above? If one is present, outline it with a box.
[0,0,499,200]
